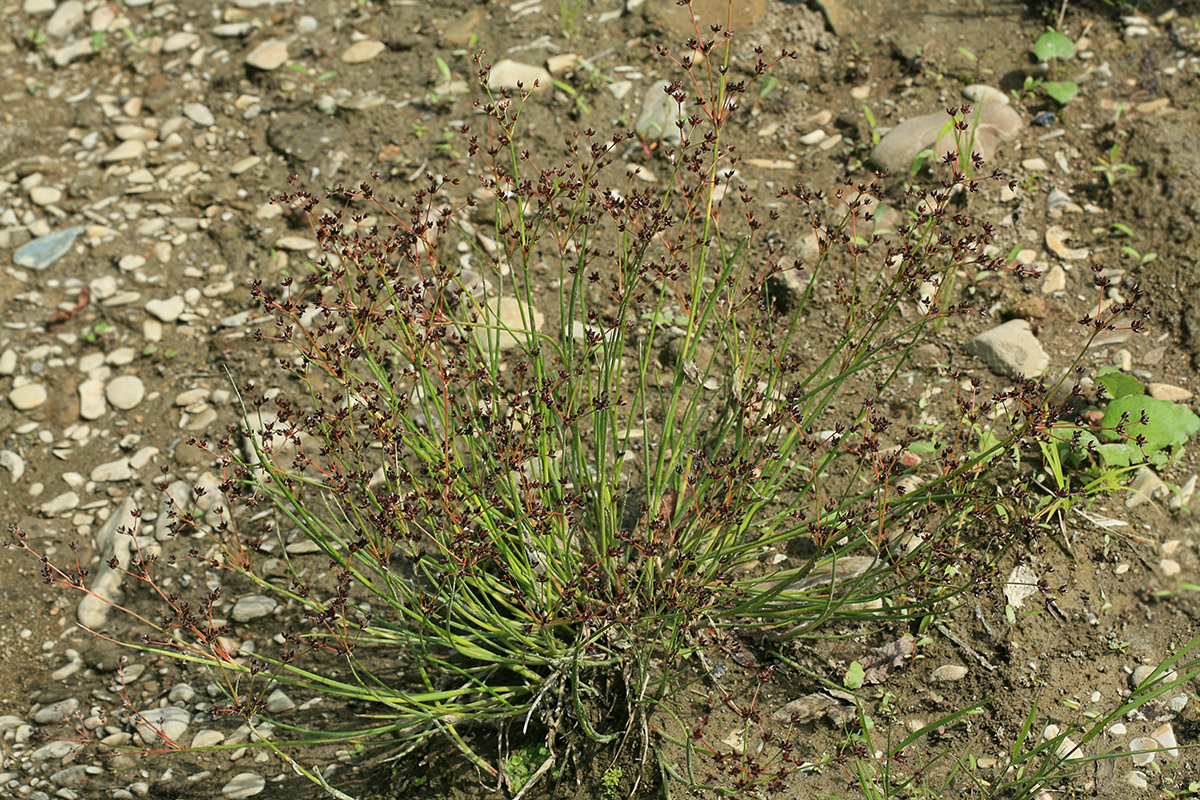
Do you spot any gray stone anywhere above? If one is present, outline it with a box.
[91,458,132,482]
[636,83,683,145]
[191,729,224,748]
[33,698,79,724]
[222,772,265,798]
[131,706,190,746]
[50,765,89,787]
[871,103,1022,174]
[13,226,84,270]
[265,689,295,713]
[168,683,196,704]
[32,740,83,761]
[964,319,1049,378]
[232,595,277,622]
[77,497,139,628]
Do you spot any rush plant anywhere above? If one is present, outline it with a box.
[6,18,1171,800]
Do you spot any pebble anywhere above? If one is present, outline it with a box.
[168,683,197,704]
[41,491,80,516]
[230,156,262,175]
[14,226,84,270]
[1131,664,1176,688]
[222,772,266,798]
[1022,157,1049,171]
[183,102,216,127]
[1041,264,1066,294]
[871,102,1022,173]
[274,236,318,251]
[101,140,147,163]
[119,254,147,272]
[30,185,63,206]
[265,689,295,713]
[146,296,186,322]
[1045,226,1089,260]
[231,595,278,622]
[931,664,969,682]
[192,729,225,748]
[106,375,145,410]
[964,319,1049,378]
[1126,466,1168,508]
[473,297,546,352]
[46,0,85,38]
[0,350,14,375]
[9,383,48,410]
[341,40,386,63]
[91,458,132,482]
[162,31,200,52]
[244,40,289,70]
[0,450,24,482]
[488,59,552,91]
[962,84,1009,105]
[1148,383,1192,402]
[132,707,191,746]
[1129,736,1157,766]
[33,698,79,724]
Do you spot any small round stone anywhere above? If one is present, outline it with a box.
[10,383,48,410]
[231,595,278,622]
[930,664,969,682]
[105,375,145,410]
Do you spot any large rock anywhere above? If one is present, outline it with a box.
[77,498,141,628]
[871,101,1022,174]
[964,319,1049,378]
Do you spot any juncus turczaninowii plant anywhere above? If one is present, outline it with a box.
[5,16,1166,800]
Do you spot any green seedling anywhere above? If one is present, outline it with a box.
[1032,30,1078,105]
[1121,245,1158,265]
[1093,143,1136,187]
[862,104,881,146]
